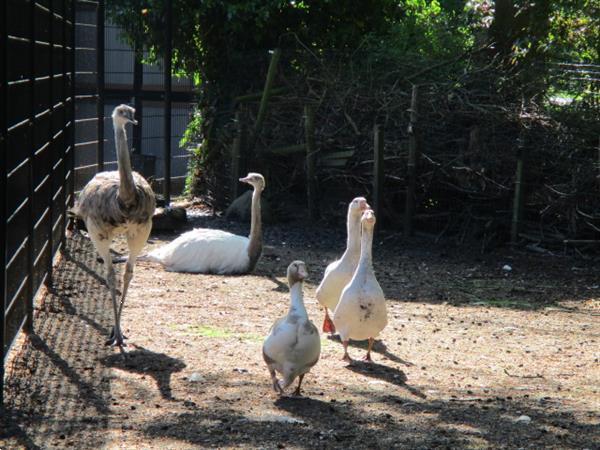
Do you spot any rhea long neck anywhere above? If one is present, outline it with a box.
[246,185,263,270]
[341,210,361,262]
[114,123,136,205]
[287,280,308,318]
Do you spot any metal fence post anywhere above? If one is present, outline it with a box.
[25,0,36,334]
[96,0,105,172]
[46,0,55,287]
[132,45,143,155]
[163,0,172,205]
[1,0,8,407]
[69,0,76,208]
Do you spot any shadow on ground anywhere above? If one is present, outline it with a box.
[1,235,116,448]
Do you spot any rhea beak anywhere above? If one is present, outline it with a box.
[129,118,138,125]
[239,177,250,184]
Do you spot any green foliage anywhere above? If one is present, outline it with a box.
[107,0,598,199]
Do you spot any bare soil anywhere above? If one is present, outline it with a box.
[1,206,599,449]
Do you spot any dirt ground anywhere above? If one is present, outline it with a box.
[1,205,599,449]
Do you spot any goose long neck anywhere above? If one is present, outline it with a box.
[343,211,361,260]
[358,224,374,269]
[114,124,136,205]
[288,281,307,317]
[246,186,263,270]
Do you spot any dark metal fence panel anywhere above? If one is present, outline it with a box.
[2,0,76,404]
[103,16,195,196]
[1,0,8,408]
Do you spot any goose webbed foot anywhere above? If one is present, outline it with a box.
[322,314,336,334]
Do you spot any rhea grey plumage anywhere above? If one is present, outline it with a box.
[72,104,155,351]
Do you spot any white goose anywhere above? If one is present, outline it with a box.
[333,210,388,362]
[147,173,264,274]
[316,197,369,333]
[262,261,321,396]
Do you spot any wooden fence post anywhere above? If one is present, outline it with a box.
[404,85,419,237]
[373,124,384,230]
[231,111,244,199]
[252,48,281,152]
[511,131,526,245]
[305,104,318,220]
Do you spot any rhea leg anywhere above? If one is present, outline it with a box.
[87,227,122,349]
[363,337,374,362]
[114,224,152,343]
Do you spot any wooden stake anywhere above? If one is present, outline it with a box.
[373,124,384,230]
[231,111,243,199]
[404,85,419,237]
[305,104,318,220]
[252,48,281,150]
[511,132,526,245]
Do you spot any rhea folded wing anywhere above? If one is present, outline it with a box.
[147,228,250,274]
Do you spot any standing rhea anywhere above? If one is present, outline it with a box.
[71,105,155,351]
[262,261,321,396]
[316,197,369,333]
[146,173,265,274]
[333,210,388,362]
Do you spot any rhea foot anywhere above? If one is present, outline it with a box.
[105,327,127,350]
[362,352,373,362]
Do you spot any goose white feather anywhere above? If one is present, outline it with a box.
[315,197,369,332]
[333,210,388,361]
[263,261,321,396]
[147,173,265,274]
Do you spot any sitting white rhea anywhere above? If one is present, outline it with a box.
[333,209,388,362]
[262,261,321,396]
[146,173,265,274]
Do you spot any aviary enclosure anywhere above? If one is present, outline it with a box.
[1,0,599,448]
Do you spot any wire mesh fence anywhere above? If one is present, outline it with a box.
[213,46,600,249]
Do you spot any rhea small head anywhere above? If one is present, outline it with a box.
[361,209,376,228]
[112,104,138,127]
[287,260,308,285]
[239,172,265,192]
[349,197,370,216]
